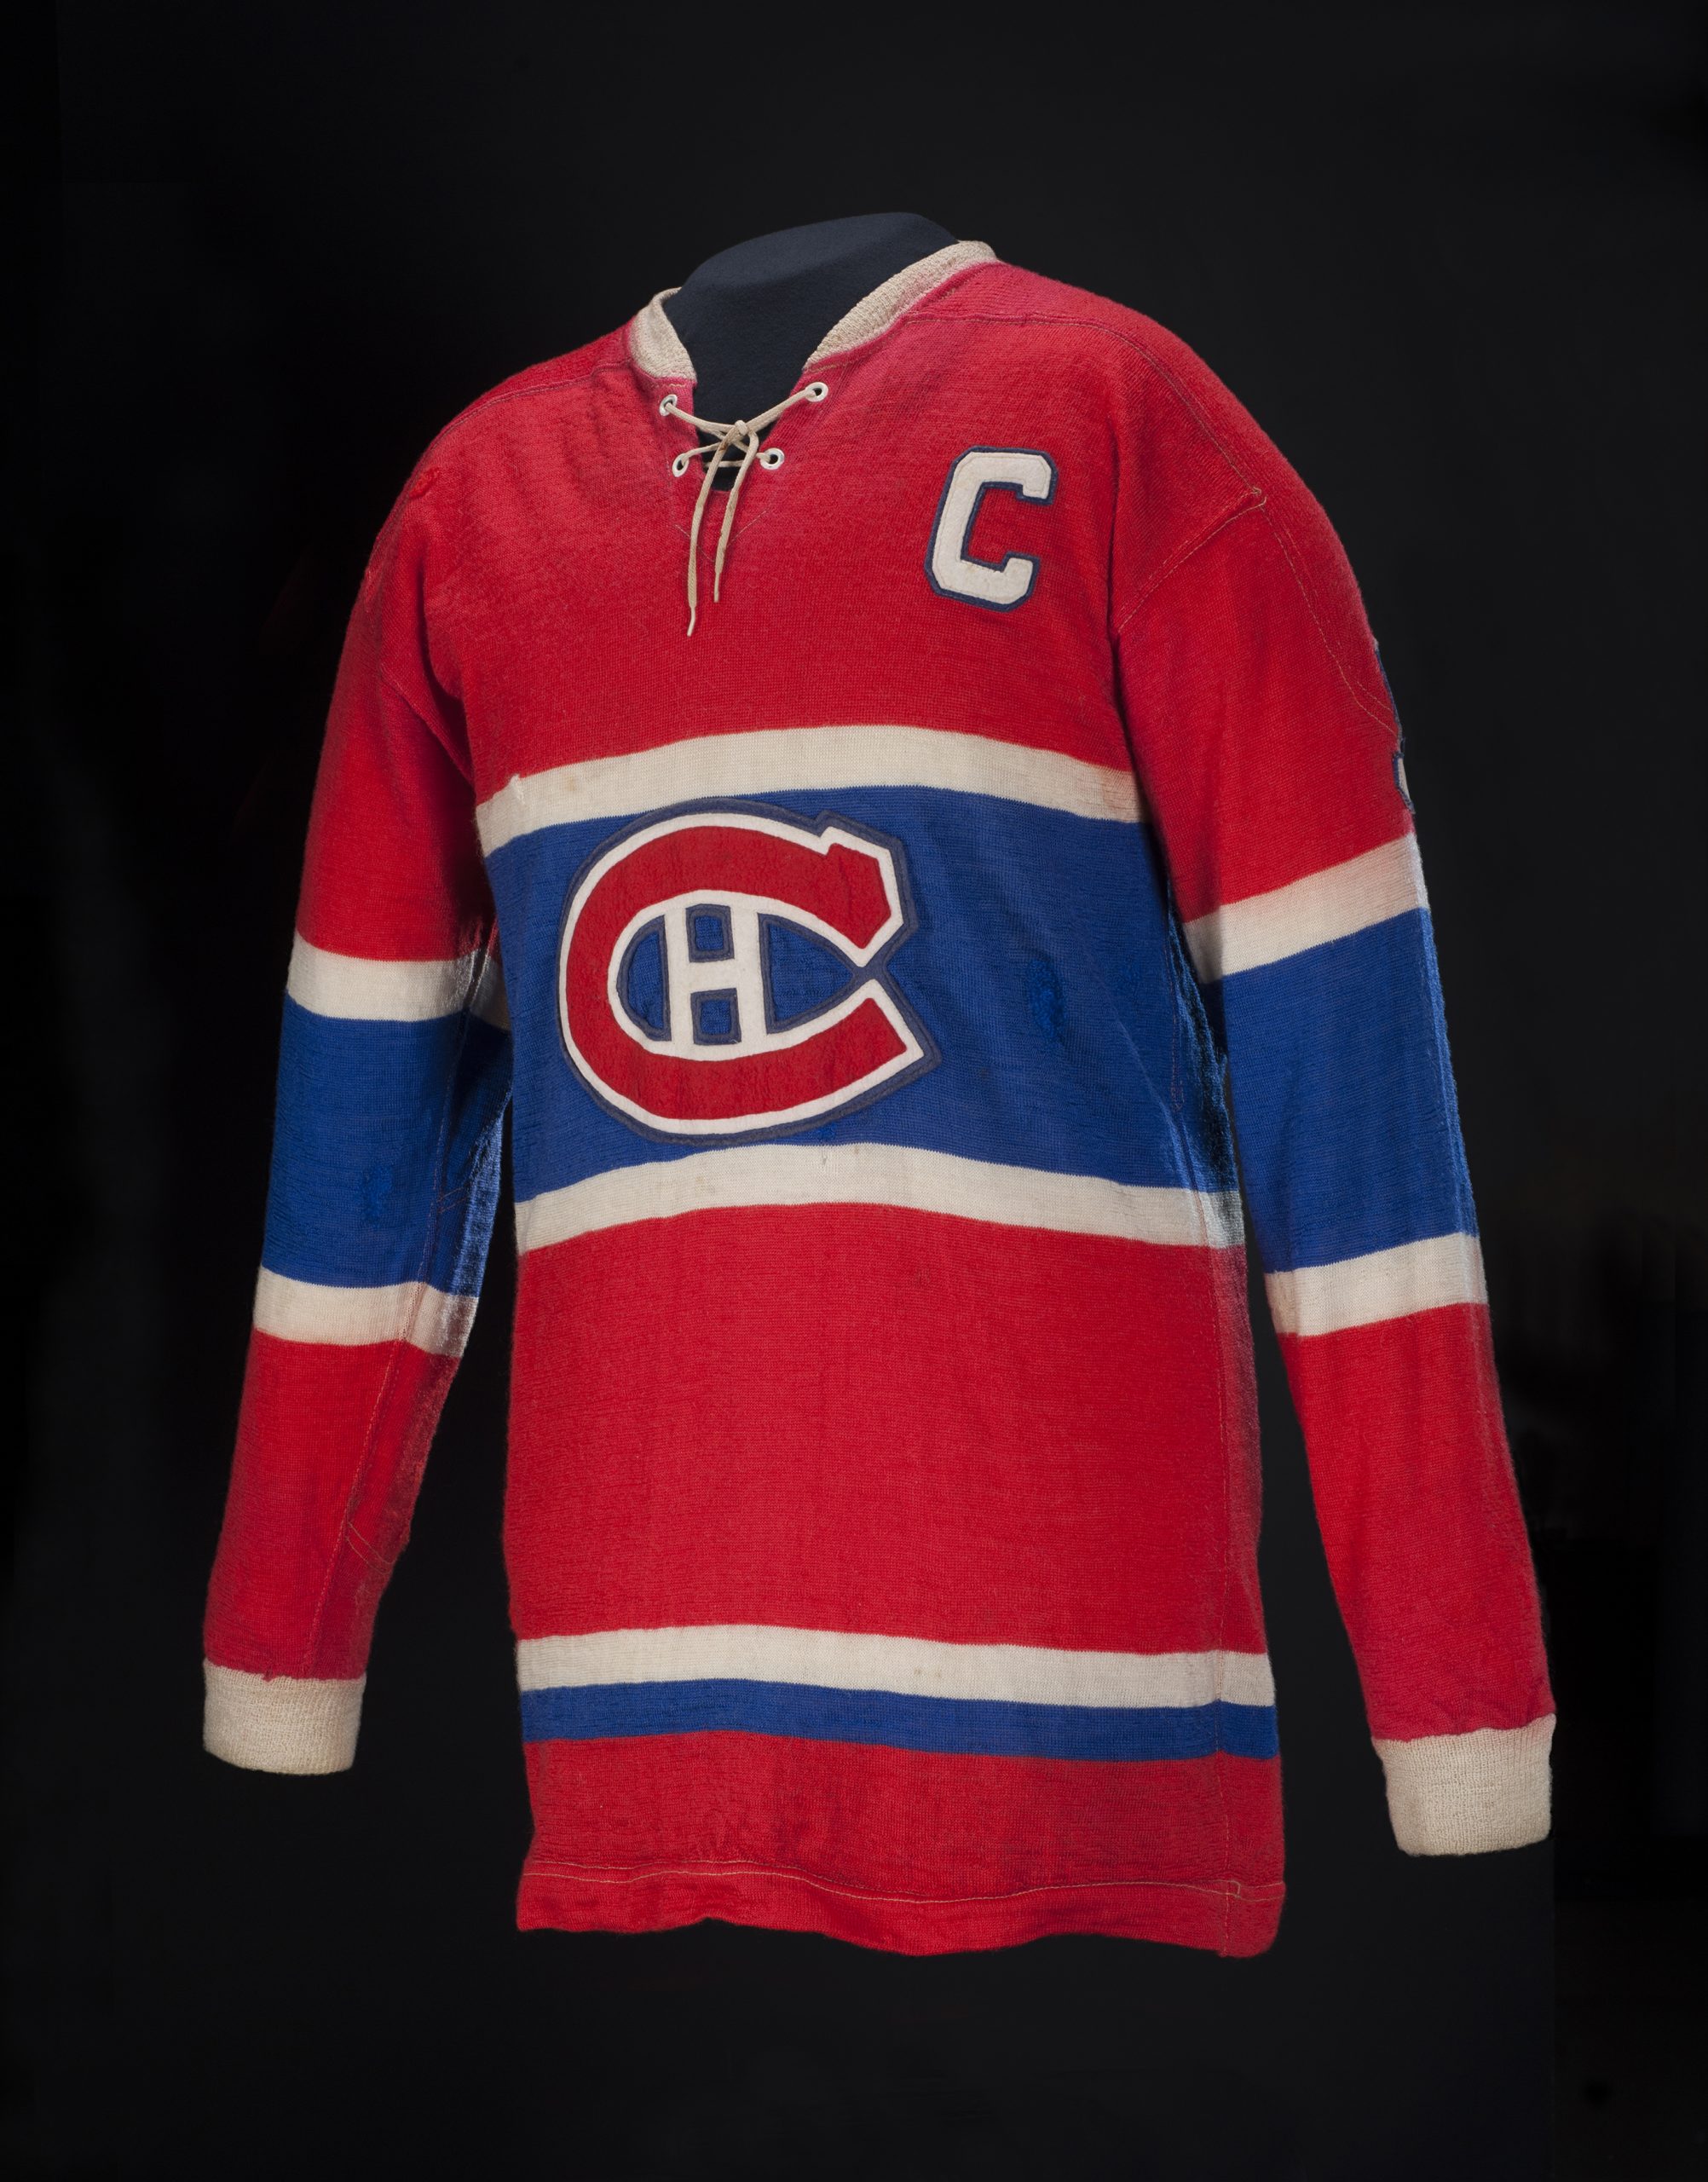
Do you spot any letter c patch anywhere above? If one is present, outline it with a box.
[926,447,1057,609]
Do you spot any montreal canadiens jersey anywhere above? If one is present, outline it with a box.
[201,240,1555,1956]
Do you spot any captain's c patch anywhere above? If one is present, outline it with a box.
[557,801,938,1142]
[926,447,1057,609]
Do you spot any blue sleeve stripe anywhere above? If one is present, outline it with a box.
[260,999,512,1291]
[1220,908,1477,1273]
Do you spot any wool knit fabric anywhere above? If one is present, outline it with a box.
[202,240,1555,1957]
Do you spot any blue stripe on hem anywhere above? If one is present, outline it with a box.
[518,1680,1280,1762]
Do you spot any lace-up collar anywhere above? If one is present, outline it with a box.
[656,381,829,633]
[630,240,996,633]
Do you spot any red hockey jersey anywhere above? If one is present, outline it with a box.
[202,240,1554,1957]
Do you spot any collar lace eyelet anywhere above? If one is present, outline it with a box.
[661,380,823,633]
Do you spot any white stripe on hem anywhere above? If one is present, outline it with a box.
[475,724,1143,856]
[252,1267,478,1356]
[514,1143,1243,1256]
[516,1626,1276,1712]
[1266,1232,1486,1339]
[286,935,509,1027]
[1182,834,1428,984]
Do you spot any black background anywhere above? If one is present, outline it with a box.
[6,5,1705,2178]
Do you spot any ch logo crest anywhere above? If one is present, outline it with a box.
[557,801,938,1140]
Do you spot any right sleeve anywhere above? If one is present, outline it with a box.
[1107,334,1553,1856]
[201,498,511,1774]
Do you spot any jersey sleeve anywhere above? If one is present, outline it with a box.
[1111,420,1555,1856]
[201,488,511,1774]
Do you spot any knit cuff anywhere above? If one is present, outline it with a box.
[1374,1715,1555,1855]
[203,1661,365,1775]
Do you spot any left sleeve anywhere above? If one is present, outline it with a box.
[201,480,511,1774]
[1111,389,1555,1856]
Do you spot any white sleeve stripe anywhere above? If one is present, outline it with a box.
[286,934,507,1025]
[252,1268,478,1355]
[1182,834,1428,984]
[1266,1232,1486,1339]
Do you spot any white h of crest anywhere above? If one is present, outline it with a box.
[658,898,766,1050]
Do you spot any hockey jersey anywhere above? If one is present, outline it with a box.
[201,240,1555,1957]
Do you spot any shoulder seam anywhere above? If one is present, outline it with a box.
[909,303,1261,495]
[360,351,630,606]
[413,354,634,470]
[1112,495,1398,748]
[922,299,1399,736]
[361,349,632,692]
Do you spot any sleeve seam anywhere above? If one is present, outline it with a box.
[373,655,476,786]
[374,655,440,734]
[295,934,499,1665]
[1254,501,1399,743]
[1111,494,1400,753]
[1111,493,1264,636]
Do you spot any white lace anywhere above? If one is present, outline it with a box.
[662,383,823,633]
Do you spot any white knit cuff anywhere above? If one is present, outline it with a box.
[1374,1715,1555,1855]
[203,1661,365,1775]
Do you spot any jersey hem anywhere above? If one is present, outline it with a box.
[516,1859,1284,1957]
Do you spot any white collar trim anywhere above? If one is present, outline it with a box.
[628,239,997,384]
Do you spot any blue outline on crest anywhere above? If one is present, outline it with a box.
[685,902,734,960]
[690,988,741,1045]
[614,915,669,1041]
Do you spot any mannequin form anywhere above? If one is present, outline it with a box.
[661,212,955,431]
